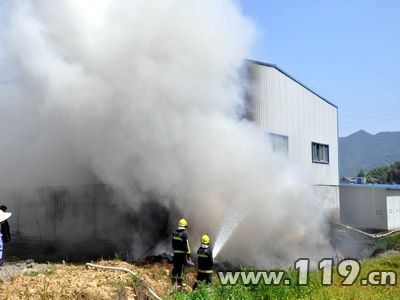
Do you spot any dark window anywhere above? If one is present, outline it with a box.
[312,142,329,164]
[266,132,289,157]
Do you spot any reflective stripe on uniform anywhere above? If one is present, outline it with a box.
[172,236,183,241]
[174,250,186,254]
[198,269,213,274]
[197,254,208,258]
[186,239,191,254]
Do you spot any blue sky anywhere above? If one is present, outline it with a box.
[241,0,400,137]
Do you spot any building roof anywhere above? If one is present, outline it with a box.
[340,183,400,190]
[246,59,337,109]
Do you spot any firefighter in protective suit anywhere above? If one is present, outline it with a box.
[193,234,214,289]
[171,218,191,286]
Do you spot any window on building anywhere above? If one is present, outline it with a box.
[266,132,289,157]
[312,142,329,164]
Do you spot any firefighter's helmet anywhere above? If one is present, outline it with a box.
[201,234,210,244]
[178,218,188,228]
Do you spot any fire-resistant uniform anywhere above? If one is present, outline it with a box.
[196,245,213,283]
[171,223,191,286]
[193,235,214,289]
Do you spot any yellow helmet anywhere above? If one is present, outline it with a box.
[178,218,188,228]
[201,234,210,244]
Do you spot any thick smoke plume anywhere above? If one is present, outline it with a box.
[0,0,333,266]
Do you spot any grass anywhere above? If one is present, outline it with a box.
[25,265,56,277]
[168,252,400,300]
[372,233,400,255]
[113,281,128,300]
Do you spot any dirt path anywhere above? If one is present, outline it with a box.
[0,260,49,283]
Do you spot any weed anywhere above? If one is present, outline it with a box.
[114,281,128,300]
[26,266,55,277]
[113,252,122,261]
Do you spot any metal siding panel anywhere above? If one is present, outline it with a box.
[248,63,339,186]
[339,186,400,230]
[387,197,394,230]
[373,188,388,230]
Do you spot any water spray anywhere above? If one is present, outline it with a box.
[213,203,246,258]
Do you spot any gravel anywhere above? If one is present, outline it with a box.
[0,259,50,282]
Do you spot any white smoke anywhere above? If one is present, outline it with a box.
[0,0,333,266]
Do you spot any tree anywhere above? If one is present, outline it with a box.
[386,161,400,184]
[363,161,400,184]
[357,170,366,177]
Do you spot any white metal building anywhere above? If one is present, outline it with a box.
[246,60,339,216]
[340,184,400,230]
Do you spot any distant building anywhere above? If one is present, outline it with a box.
[370,178,382,184]
[341,177,367,184]
[246,60,339,217]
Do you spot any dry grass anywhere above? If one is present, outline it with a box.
[0,260,179,300]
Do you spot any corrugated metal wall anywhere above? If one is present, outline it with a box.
[0,185,171,260]
[247,62,339,186]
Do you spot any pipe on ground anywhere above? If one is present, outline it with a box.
[86,262,162,300]
[330,222,400,238]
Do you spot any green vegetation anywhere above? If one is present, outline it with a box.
[168,253,400,300]
[25,266,56,277]
[113,281,128,300]
[358,160,400,184]
[371,233,400,257]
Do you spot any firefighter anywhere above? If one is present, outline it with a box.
[193,234,213,289]
[171,218,191,287]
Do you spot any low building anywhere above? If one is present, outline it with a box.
[340,184,400,231]
[341,177,367,184]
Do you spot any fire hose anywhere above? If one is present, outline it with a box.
[86,263,162,300]
[330,221,400,238]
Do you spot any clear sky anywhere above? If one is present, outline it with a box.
[241,0,400,137]
[1,1,399,137]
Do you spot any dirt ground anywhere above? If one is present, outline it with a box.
[0,260,196,299]
[0,259,49,283]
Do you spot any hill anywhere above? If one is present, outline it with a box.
[339,130,400,177]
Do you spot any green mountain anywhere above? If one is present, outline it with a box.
[339,130,400,177]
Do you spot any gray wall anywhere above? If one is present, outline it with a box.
[339,185,400,230]
[0,185,171,261]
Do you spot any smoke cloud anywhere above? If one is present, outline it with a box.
[0,0,333,266]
